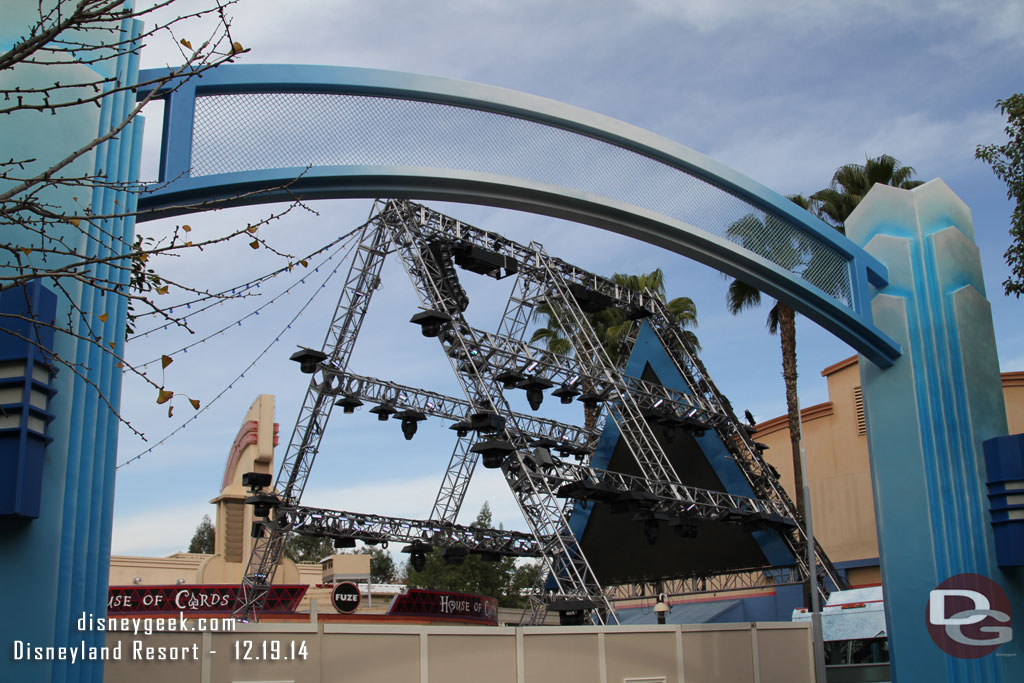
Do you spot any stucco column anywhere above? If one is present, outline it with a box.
[848,180,1023,682]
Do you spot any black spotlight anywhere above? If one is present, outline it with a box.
[441,547,468,566]
[471,439,516,469]
[289,348,327,374]
[410,310,451,338]
[335,394,363,414]
[369,403,397,421]
[402,542,431,572]
[449,420,472,437]
[549,598,597,626]
[333,536,357,549]
[634,511,669,545]
[245,492,280,518]
[469,411,506,433]
[251,521,265,539]
[494,369,526,389]
[396,410,426,440]
[519,376,553,411]
[242,471,272,490]
[578,388,610,407]
[671,517,699,539]
[551,384,581,405]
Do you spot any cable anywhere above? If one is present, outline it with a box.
[116,240,351,469]
[129,219,371,337]
[135,230,361,368]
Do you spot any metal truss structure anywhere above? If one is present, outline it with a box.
[233,199,847,624]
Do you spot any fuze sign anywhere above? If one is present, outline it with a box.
[927,573,1013,658]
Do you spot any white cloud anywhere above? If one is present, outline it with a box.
[112,501,212,556]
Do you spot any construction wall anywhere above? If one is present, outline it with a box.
[103,619,814,683]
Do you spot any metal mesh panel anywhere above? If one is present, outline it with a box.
[191,92,851,305]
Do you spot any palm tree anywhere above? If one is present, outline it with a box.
[812,154,924,232]
[725,195,813,542]
[530,269,699,429]
[728,156,921,608]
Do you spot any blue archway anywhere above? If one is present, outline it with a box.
[137,64,899,366]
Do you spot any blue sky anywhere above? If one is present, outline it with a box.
[110,0,1024,556]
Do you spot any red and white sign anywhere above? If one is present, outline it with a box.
[387,589,498,624]
[107,584,307,614]
[926,573,1012,658]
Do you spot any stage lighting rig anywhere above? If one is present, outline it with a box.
[402,541,432,572]
[441,547,468,566]
[452,243,518,279]
[578,388,610,408]
[549,598,597,626]
[242,472,273,491]
[670,516,700,538]
[469,411,506,434]
[494,369,526,389]
[551,384,581,404]
[245,492,280,518]
[471,439,516,469]
[567,283,616,313]
[396,410,427,440]
[449,420,472,437]
[369,403,397,421]
[410,310,451,338]
[289,348,327,374]
[518,375,554,410]
[335,394,363,414]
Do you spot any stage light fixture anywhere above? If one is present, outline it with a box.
[469,411,506,433]
[567,283,615,313]
[369,403,397,421]
[495,369,525,389]
[451,243,518,279]
[441,547,468,565]
[335,394,363,414]
[551,385,580,404]
[471,439,516,469]
[549,598,597,626]
[449,420,472,437]
[633,511,670,545]
[402,542,431,572]
[289,348,328,374]
[245,492,280,518]
[410,310,451,338]
[242,471,273,491]
[395,410,426,440]
[578,388,610,407]
[333,536,357,549]
[518,376,553,410]
[251,521,265,538]
[670,516,700,538]
[624,303,653,320]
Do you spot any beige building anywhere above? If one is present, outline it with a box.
[752,356,1024,587]
[109,395,371,613]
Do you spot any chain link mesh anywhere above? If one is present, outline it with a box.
[191,92,851,306]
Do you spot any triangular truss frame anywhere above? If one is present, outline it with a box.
[232,200,846,624]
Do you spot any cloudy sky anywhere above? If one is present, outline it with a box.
[109,0,1024,557]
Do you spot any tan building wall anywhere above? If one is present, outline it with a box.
[104,620,815,683]
[752,357,1023,587]
[110,393,371,614]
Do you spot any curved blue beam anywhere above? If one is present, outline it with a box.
[135,64,899,366]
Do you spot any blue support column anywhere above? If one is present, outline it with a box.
[848,180,1024,682]
[0,5,143,683]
